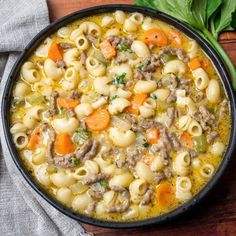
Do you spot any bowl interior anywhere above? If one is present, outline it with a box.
[1,4,236,228]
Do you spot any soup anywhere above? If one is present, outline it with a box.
[10,11,230,221]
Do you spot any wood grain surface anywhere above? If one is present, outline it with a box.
[47,1,236,235]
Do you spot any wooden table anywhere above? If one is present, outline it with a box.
[47,1,236,235]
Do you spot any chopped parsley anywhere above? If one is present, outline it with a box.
[119,43,130,52]
[137,64,144,71]
[147,59,151,65]
[70,157,78,167]
[150,94,157,100]
[143,141,149,148]
[112,72,126,85]
[99,180,108,188]
[111,95,119,100]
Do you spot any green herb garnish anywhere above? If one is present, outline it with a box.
[134,0,236,89]
[150,94,157,100]
[111,95,119,100]
[119,44,130,52]
[70,157,78,167]
[138,64,144,71]
[112,72,126,85]
[143,141,149,148]
[99,180,108,188]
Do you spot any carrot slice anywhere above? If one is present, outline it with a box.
[48,42,63,62]
[188,58,201,71]
[156,181,175,209]
[146,128,159,144]
[202,58,210,70]
[54,133,76,155]
[180,131,193,148]
[85,109,110,131]
[100,40,116,59]
[142,154,155,166]
[127,93,147,115]
[143,29,168,46]
[168,31,182,46]
[57,97,80,109]
[27,126,41,150]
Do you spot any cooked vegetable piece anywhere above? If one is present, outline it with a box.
[195,135,207,153]
[112,72,126,85]
[146,128,159,144]
[70,156,78,166]
[93,50,109,66]
[143,29,168,46]
[85,109,110,131]
[73,128,91,144]
[180,131,193,148]
[57,97,80,109]
[119,44,130,52]
[26,92,45,105]
[160,54,177,64]
[156,181,175,208]
[127,93,147,115]
[100,40,116,59]
[48,42,63,62]
[27,126,41,150]
[54,132,76,155]
[188,58,201,70]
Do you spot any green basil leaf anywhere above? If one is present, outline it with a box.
[207,0,222,21]
[134,0,156,8]
[214,0,236,35]
[192,0,207,29]
[231,9,236,28]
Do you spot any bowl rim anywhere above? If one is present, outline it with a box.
[1,4,236,228]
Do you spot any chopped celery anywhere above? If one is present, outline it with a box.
[26,92,45,105]
[160,54,177,64]
[73,128,91,145]
[195,135,207,153]
[93,50,109,66]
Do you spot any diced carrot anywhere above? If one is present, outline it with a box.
[168,30,182,46]
[57,97,80,109]
[100,40,116,59]
[86,109,110,131]
[180,131,193,148]
[127,93,147,115]
[146,128,159,144]
[143,29,168,46]
[54,133,76,155]
[48,42,63,62]
[142,154,155,166]
[156,181,175,209]
[27,126,41,150]
[202,58,210,70]
[188,58,201,71]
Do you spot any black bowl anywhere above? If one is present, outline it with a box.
[1,4,236,228]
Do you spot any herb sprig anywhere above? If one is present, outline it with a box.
[112,72,127,85]
[135,0,236,89]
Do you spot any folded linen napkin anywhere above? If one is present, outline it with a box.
[0,1,92,235]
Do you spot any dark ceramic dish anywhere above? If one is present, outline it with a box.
[1,4,236,228]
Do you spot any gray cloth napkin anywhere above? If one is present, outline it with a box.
[0,1,93,235]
